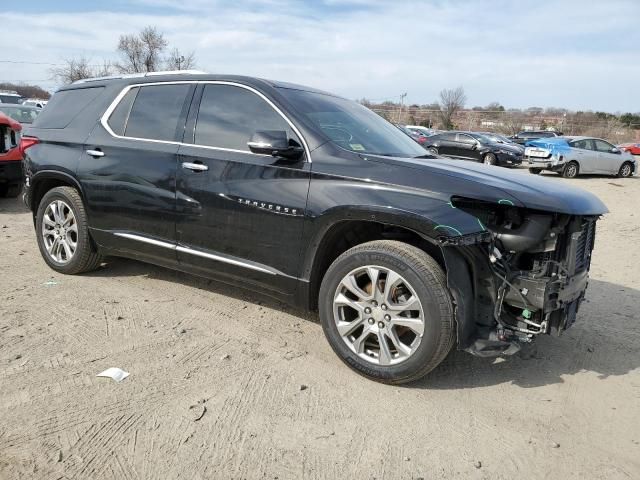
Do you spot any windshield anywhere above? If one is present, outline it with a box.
[0,105,40,124]
[278,88,426,157]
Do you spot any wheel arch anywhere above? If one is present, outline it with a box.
[30,171,85,213]
[301,207,448,311]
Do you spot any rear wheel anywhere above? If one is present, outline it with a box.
[35,186,102,274]
[0,183,22,198]
[529,168,542,175]
[483,153,497,165]
[618,161,633,178]
[563,161,579,178]
[319,240,455,384]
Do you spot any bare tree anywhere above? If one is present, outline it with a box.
[438,86,466,130]
[50,57,95,84]
[165,48,196,70]
[116,26,168,73]
[503,110,526,135]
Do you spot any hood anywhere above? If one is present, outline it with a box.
[489,142,522,153]
[366,154,609,216]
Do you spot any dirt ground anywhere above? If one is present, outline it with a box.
[1,169,639,480]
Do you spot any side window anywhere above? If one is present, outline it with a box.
[124,84,191,141]
[456,134,476,144]
[593,139,614,152]
[107,87,138,136]
[194,84,298,151]
[32,87,104,129]
[440,133,455,141]
[570,139,589,150]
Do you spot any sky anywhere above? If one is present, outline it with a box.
[1,0,638,112]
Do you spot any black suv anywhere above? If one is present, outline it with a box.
[423,131,523,166]
[510,130,563,145]
[22,73,607,384]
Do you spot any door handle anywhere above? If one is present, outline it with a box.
[182,161,208,172]
[86,149,105,158]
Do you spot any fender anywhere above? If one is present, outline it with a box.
[299,203,487,281]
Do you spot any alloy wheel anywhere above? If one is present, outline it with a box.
[332,266,425,366]
[621,164,631,177]
[41,200,78,264]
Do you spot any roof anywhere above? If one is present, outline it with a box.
[64,70,333,96]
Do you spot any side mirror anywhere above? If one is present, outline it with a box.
[247,130,304,161]
[610,147,621,154]
[471,142,479,150]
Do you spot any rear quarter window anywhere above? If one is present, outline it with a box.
[32,87,104,129]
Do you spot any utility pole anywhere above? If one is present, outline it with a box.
[396,92,407,123]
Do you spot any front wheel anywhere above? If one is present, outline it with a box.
[483,153,497,165]
[35,186,102,274]
[319,240,455,384]
[428,147,438,156]
[618,162,633,178]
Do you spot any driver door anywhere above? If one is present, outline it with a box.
[593,139,621,174]
[175,83,311,295]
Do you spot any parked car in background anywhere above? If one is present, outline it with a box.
[0,104,42,125]
[21,98,48,109]
[510,130,562,145]
[0,90,23,104]
[0,112,24,198]
[395,124,428,146]
[423,131,523,166]
[618,142,640,156]
[526,136,635,178]
[21,72,607,384]
[405,125,437,137]
[479,132,524,152]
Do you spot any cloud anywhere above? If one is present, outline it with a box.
[1,0,638,111]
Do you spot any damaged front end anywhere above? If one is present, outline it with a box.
[440,197,601,357]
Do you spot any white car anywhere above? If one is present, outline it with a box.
[526,136,636,178]
[21,98,48,109]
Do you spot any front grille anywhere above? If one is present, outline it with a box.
[574,220,595,272]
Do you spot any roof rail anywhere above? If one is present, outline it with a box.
[72,70,208,85]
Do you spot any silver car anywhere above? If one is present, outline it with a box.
[525,136,636,178]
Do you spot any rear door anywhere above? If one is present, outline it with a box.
[175,82,311,295]
[435,132,458,156]
[568,139,594,172]
[79,82,194,263]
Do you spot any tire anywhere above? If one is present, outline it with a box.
[529,168,542,175]
[35,186,102,274]
[483,153,497,165]
[2,183,23,198]
[618,161,633,178]
[563,161,579,178]
[318,240,455,384]
[428,147,438,155]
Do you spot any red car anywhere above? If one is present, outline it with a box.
[618,142,640,155]
[0,112,24,198]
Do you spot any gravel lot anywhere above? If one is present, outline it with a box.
[1,170,639,479]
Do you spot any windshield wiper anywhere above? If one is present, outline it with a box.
[412,154,436,159]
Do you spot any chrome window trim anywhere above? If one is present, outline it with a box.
[100,80,312,162]
[113,232,277,275]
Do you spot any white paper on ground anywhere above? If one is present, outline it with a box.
[96,367,130,382]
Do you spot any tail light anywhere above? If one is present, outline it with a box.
[20,136,39,155]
